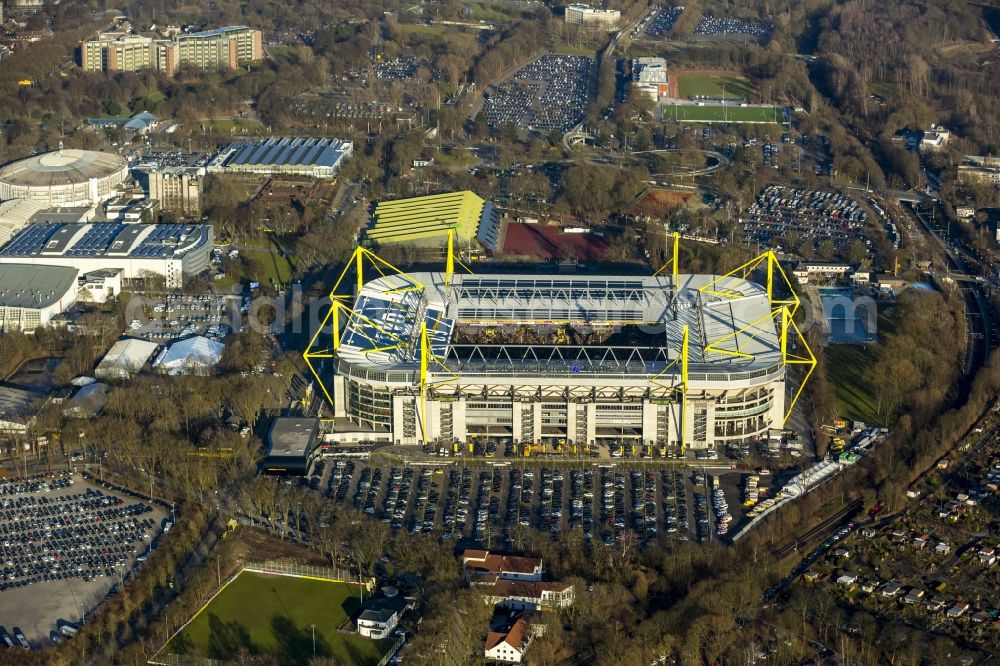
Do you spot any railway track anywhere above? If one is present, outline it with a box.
[770,498,863,560]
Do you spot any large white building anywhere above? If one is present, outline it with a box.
[0,149,129,207]
[0,222,212,289]
[0,264,80,331]
[632,57,670,102]
[565,4,621,28]
[325,269,794,451]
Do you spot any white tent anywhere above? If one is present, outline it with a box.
[153,335,225,376]
[95,338,159,380]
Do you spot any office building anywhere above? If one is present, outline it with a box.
[147,167,203,215]
[565,4,620,28]
[80,25,262,77]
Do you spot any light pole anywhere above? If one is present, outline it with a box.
[311,624,316,658]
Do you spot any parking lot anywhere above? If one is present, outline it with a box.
[694,15,771,41]
[0,473,168,646]
[482,54,593,133]
[741,185,871,252]
[131,292,233,341]
[312,459,756,550]
[644,6,683,37]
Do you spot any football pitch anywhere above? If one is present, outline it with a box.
[164,571,392,665]
[663,103,785,124]
[678,73,754,100]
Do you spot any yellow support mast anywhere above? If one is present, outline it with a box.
[672,231,680,284]
[446,228,455,286]
[680,324,689,455]
[419,320,429,443]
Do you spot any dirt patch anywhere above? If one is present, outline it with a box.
[227,527,329,567]
[633,189,693,217]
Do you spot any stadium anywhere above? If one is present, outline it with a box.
[0,148,129,206]
[306,241,814,451]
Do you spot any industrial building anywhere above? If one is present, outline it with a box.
[308,246,814,451]
[80,25,263,77]
[259,416,320,474]
[365,191,501,251]
[0,222,213,289]
[565,4,620,28]
[0,264,80,331]
[207,137,353,178]
[632,57,670,102]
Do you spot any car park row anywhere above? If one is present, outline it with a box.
[314,460,745,548]
[483,55,593,133]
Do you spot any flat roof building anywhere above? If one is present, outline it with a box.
[207,137,352,179]
[146,167,203,215]
[565,4,620,28]
[365,191,501,250]
[81,25,262,77]
[0,264,79,331]
[632,57,670,102]
[260,417,320,474]
[0,222,213,289]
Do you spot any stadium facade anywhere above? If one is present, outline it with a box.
[306,243,813,450]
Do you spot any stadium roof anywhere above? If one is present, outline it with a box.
[0,222,211,259]
[0,150,126,188]
[366,191,501,249]
[0,264,78,308]
[334,271,782,379]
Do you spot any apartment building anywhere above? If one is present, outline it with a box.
[80,26,262,76]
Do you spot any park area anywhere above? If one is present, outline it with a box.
[663,103,785,124]
[163,571,392,665]
[677,72,754,100]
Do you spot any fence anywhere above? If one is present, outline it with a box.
[149,563,377,666]
[243,560,374,589]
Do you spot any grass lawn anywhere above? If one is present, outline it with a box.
[678,73,754,100]
[166,572,392,666]
[822,307,897,424]
[824,343,878,424]
[663,103,784,124]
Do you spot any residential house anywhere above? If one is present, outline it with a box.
[903,588,926,604]
[881,581,904,598]
[480,580,575,612]
[357,606,400,640]
[947,602,970,618]
[484,613,531,664]
[462,549,543,582]
[836,573,858,586]
[977,548,996,566]
[935,542,952,556]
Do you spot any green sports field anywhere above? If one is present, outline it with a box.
[165,572,392,665]
[678,73,755,100]
[663,103,785,124]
